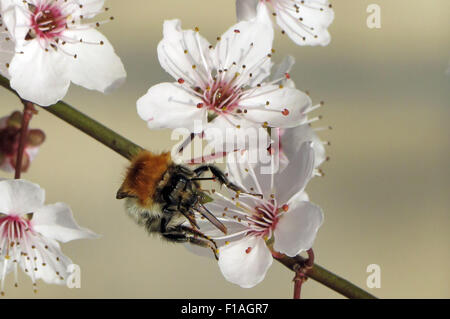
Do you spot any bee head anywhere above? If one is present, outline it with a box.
[117,150,172,206]
[116,186,137,200]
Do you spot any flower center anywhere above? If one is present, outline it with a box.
[203,80,242,115]
[0,214,32,243]
[0,213,65,296]
[28,2,67,40]
[247,203,280,239]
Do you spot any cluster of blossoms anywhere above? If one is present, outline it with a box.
[0,0,120,294]
[138,2,333,154]
[137,1,334,287]
[0,179,97,295]
[0,0,334,293]
[0,0,126,106]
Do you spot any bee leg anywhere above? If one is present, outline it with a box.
[193,165,241,192]
[160,206,197,232]
[194,165,262,198]
[163,222,218,254]
[162,231,218,260]
[160,217,215,250]
[181,225,219,260]
[179,209,200,230]
[178,225,218,250]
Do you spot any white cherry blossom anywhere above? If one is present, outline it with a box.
[0,179,97,295]
[0,0,126,106]
[236,0,335,46]
[194,141,323,288]
[267,56,327,175]
[137,5,312,153]
[277,124,326,176]
[260,56,330,175]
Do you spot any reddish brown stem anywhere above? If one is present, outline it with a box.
[293,284,301,299]
[305,249,315,268]
[14,101,35,179]
[293,272,305,299]
[293,249,315,299]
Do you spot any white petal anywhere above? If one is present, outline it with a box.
[273,201,323,256]
[137,82,206,132]
[240,85,310,127]
[0,1,29,43]
[289,190,310,204]
[70,0,106,19]
[203,116,270,153]
[218,236,272,288]
[65,29,126,93]
[224,151,253,193]
[277,148,290,173]
[226,149,274,198]
[157,19,213,87]
[9,41,70,106]
[281,124,326,170]
[183,217,248,259]
[274,141,314,204]
[214,3,273,86]
[270,55,295,84]
[0,179,45,214]
[223,127,286,189]
[274,0,334,46]
[19,236,73,285]
[32,203,98,243]
[236,0,259,21]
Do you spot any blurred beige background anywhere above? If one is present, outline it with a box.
[0,0,449,298]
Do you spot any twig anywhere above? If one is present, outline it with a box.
[44,102,143,160]
[293,249,314,299]
[275,253,377,299]
[0,76,143,161]
[14,101,35,179]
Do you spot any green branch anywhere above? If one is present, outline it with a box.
[44,102,143,160]
[275,254,376,299]
[0,75,142,160]
[0,74,377,299]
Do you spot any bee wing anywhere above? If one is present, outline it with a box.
[195,204,227,235]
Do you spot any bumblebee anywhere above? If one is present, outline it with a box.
[116,151,246,258]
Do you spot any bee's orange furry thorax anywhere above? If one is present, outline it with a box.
[120,151,172,206]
